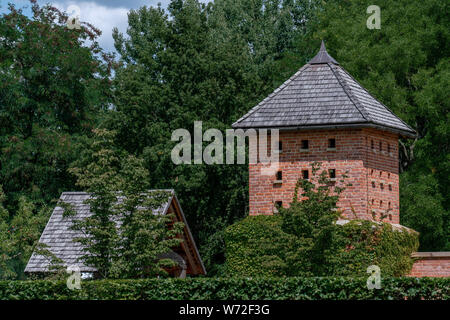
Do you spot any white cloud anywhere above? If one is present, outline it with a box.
[6,0,211,53]
[54,1,131,53]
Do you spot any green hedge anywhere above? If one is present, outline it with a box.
[224,215,419,277]
[0,277,448,300]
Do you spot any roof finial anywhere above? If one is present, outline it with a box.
[308,40,339,65]
[320,40,326,51]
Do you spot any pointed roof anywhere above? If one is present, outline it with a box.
[232,41,415,137]
[308,40,339,65]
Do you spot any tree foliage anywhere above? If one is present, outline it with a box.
[67,129,184,278]
[0,1,112,208]
[313,0,449,250]
[108,0,320,274]
[0,0,447,279]
[0,186,50,279]
[0,1,112,279]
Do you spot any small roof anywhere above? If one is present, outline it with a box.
[25,190,206,275]
[232,41,416,137]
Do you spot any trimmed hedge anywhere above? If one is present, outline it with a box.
[0,277,448,300]
[224,215,419,277]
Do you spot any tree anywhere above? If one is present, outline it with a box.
[68,129,184,278]
[0,1,112,210]
[0,186,50,279]
[225,162,418,277]
[312,0,449,250]
[279,162,349,276]
[111,155,184,278]
[109,0,320,275]
[67,129,123,278]
[400,172,448,250]
[0,186,14,279]
[115,185,184,278]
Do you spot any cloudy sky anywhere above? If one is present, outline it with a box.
[0,0,184,53]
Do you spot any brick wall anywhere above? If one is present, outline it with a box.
[248,128,400,223]
[408,253,450,277]
[364,128,400,223]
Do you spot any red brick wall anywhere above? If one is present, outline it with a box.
[248,128,400,223]
[408,255,450,277]
[364,129,400,223]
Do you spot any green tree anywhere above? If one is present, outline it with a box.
[109,0,319,275]
[313,0,449,250]
[68,129,184,278]
[225,163,418,277]
[0,1,112,210]
[113,156,184,278]
[0,186,14,279]
[68,129,123,278]
[400,172,448,250]
[279,162,349,276]
[0,186,50,279]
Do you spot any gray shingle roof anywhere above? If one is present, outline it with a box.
[232,41,416,137]
[25,190,203,273]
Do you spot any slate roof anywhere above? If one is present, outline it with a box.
[232,41,416,137]
[25,190,204,273]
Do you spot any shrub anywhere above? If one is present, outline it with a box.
[0,277,448,300]
[223,215,297,277]
[331,220,419,277]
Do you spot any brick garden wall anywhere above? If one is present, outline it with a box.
[248,128,400,223]
[408,253,450,277]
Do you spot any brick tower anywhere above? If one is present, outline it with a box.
[232,41,416,224]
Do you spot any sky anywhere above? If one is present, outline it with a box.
[0,0,178,53]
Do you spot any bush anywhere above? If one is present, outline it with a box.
[0,277,448,300]
[223,215,297,277]
[224,215,418,277]
[331,220,419,277]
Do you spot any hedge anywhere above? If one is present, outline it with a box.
[0,277,448,300]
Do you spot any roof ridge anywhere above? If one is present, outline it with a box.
[337,66,415,134]
[327,63,372,122]
[61,191,89,195]
[232,64,311,127]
